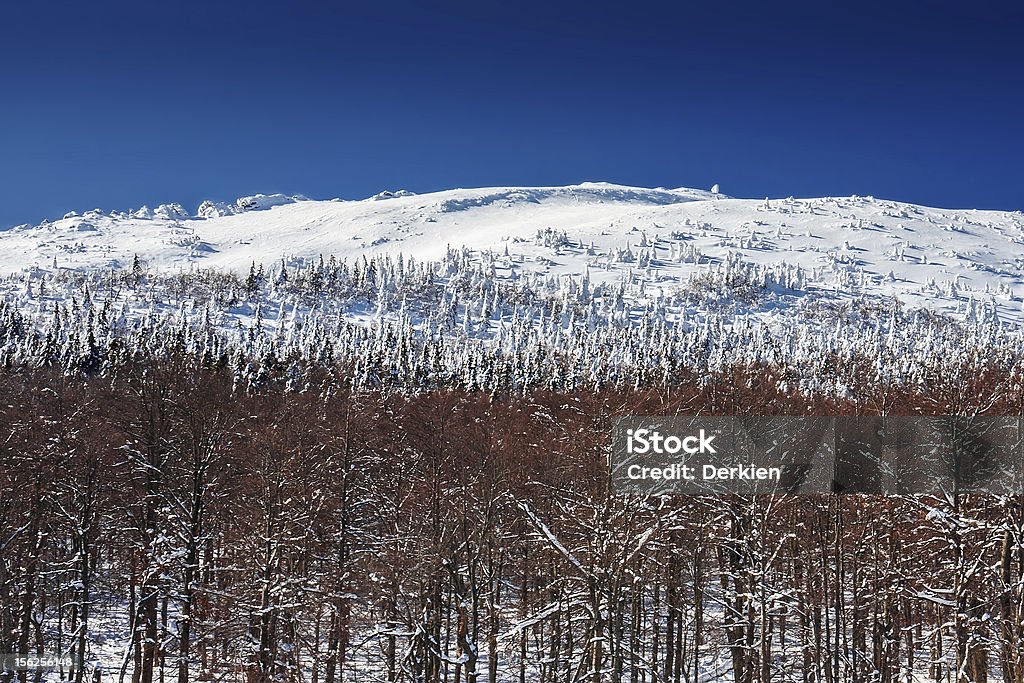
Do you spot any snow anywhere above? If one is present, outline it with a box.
[234,193,303,212]
[369,189,416,200]
[3,183,1021,325]
[3,182,1024,395]
[152,203,190,221]
[196,199,236,219]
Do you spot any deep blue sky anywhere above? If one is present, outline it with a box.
[1,1,1021,227]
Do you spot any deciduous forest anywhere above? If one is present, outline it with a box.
[3,354,1023,683]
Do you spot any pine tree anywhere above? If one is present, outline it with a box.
[246,261,260,297]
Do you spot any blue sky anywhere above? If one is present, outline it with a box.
[0,1,1021,227]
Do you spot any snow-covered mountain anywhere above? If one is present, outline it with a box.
[4,182,1023,324]
[2,182,1023,393]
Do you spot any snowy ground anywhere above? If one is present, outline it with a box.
[3,183,1023,326]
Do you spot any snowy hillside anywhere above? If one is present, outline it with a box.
[1,182,1023,395]
[4,182,1024,324]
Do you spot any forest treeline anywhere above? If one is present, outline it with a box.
[2,357,1024,683]
[0,247,1017,397]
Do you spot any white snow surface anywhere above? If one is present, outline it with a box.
[4,182,1024,323]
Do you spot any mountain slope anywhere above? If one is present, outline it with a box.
[3,182,1022,324]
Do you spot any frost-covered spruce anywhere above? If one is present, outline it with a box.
[0,246,1020,397]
